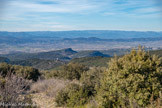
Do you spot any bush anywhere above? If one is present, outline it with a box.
[63,63,89,80]
[80,67,105,96]
[0,71,35,108]
[55,83,91,107]
[46,63,89,80]
[13,65,40,81]
[0,63,41,81]
[0,63,12,77]
[55,89,69,107]
[97,47,162,107]
[45,70,64,79]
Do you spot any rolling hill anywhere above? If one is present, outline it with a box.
[0,48,109,61]
[0,57,10,63]
[70,49,162,68]
[0,48,161,70]
[0,48,111,70]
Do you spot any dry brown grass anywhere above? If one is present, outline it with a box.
[31,78,80,108]
[31,78,71,98]
[32,93,56,108]
[31,78,71,108]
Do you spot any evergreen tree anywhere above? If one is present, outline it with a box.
[97,47,162,107]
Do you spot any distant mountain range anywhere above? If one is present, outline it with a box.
[0,30,162,39]
[0,30,162,54]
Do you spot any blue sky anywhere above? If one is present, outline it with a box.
[0,0,162,31]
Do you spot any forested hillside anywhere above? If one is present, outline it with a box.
[0,48,111,70]
[0,49,162,70]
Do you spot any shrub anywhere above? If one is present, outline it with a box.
[45,70,64,79]
[0,63,12,77]
[55,83,91,107]
[97,47,162,107]
[0,71,35,108]
[63,63,89,80]
[0,63,41,81]
[46,63,89,80]
[55,89,69,107]
[80,67,105,96]
[13,65,40,81]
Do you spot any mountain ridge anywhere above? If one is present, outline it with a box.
[0,48,110,61]
[0,30,162,39]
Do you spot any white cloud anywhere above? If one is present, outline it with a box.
[5,0,102,13]
[0,0,162,31]
[133,7,160,14]
[102,0,161,18]
[3,0,161,17]
[0,21,76,31]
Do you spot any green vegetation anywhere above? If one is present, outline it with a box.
[1,49,162,70]
[80,67,105,96]
[0,66,36,108]
[53,47,162,108]
[0,63,41,81]
[70,49,162,68]
[0,48,110,70]
[55,83,91,107]
[97,47,162,107]
[71,50,110,58]
[10,58,66,70]
[1,48,162,108]
[55,67,105,107]
[46,63,89,80]
[54,67,103,107]
[71,57,111,67]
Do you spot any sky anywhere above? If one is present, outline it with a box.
[0,0,162,31]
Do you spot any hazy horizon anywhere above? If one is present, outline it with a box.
[0,30,162,32]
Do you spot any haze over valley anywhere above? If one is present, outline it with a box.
[0,30,162,54]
